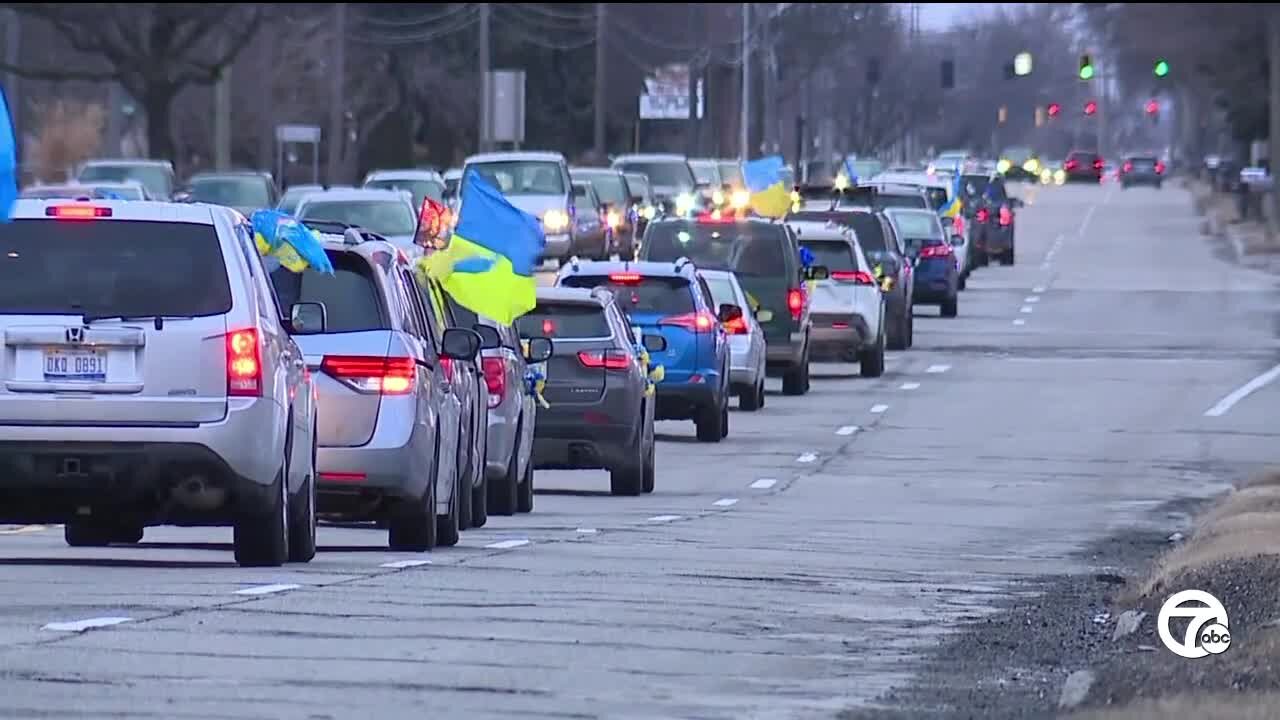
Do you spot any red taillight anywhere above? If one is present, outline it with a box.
[226,329,262,397]
[696,212,735,223]
[975,208,990,223]
[1065,159,1078,170]
[919,244,953,258]
[787,288,805,321]
[542,319,555,335]
[1122,161,1133,173]
[482,356,506,409]
[577,349,630,370]
[660,311,716,333]
[1155,161,1166,174]
[998,206,1012,226]
[321,355,416,395]
[609,272,642,284]
[46,205,111,220]
[1093,159,1104,170]
[830,270,877,285]
[724,316,748,334]
[319,472,366,483]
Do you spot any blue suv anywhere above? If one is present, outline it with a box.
[556,258,740,442]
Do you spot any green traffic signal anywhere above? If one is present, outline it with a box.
[1154,59,1169,77]
[1079,64,1095,80]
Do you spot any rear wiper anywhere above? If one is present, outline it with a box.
[83,313,193,330]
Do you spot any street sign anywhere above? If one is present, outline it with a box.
[485,70,526,144]
[275,124,321,144]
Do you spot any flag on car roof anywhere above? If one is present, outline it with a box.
[250,209,335,275]
[743,155,791,219]
[417,170,545,325]
[940,171,963,218]
[0,86,17,222]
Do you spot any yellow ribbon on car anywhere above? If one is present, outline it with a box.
[520,339,551,409]
[637,346,664,396]
[873,263,893,292]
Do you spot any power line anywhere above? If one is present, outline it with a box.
[355,3,473,29]
[350,4,481,45]
[512,3,596,23]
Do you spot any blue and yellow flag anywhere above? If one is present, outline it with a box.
[0,86,17,222]
[250,210,335,275]
[940,171,963,218]
[418,171,545,325]
[743,155,791,219]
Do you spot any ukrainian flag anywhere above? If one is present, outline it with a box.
[940,170,963,218]
[743,155,791,219]
[0,86,16,222]
[250,210,335,275]
[418,170,545,325]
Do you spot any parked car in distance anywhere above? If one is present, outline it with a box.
[76,159,176,200]
[463,151,576,263]
[363,169,448,210]
[181,171,277,216]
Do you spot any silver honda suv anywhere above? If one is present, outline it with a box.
[0,199,320,567]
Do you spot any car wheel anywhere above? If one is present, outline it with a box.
[757,377,766,409]
[859,331,886,378]
[517,455,534,513]
[887,306,908,351]
[941,294,958,318]
[286,429,318,563]
[641,418,656,494]
[906,313,914,348]
[740,378,763,411]
[958,273,967,291]
[233,464,290,568]
[609,431,645,496]
[456,433,472,533]
[388,437,438,552]
[435,460,462,548]
[782,347,809,396]
[64,520,118,548]
[470,461,489,529]
[115,526,145,544]
[489,437,520,516]
[695,396,725,442]
[719,400,730,439]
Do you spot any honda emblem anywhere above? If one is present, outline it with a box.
[66,327,84,344]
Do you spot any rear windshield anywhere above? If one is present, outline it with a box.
[0,219,231,316]
[689,162,720,186]
[719,162,743,186]
[614,161,695,191]
[701,275,739,307]
[642,222,789,277]
[78,164,172,198]
[922,187,947,210]
[297,200,416,238]
[189,177,271,209]
[269,252,387,333]
[789,211,887,253]
[561,276,695,316]
[887,211,943,241]
[624,174,651,199]
[799,240,856,271]
[1128,157,1158,168]
[517,303,609,339]
[365,179,445,205]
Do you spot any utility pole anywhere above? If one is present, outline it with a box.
[686,5,699,157]
[593,2,606,158]
[326,2,347,184]
[761,5,776,154]
[214,36,232,170]
[478,2,491,153]
[739,2,750,161]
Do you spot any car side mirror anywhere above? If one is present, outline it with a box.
[804,265,830,281]
[718,303,743,324]
[755,308,774,323]
[441,327,482,361]
[288,302,327,335]
[473,323,502,350]
[642,333,667,353]
[524,336,553,363]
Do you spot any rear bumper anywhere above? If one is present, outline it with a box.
[315,410,434,509]
[1121,175,1162,185]
[765,329,807,370]
[655,381,718,420]
[533,421,636,470]
[810,315,872,355]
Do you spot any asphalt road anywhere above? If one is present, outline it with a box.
[0,181,1276,719]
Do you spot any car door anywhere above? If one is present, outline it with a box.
[394,265,453,486]
[695,274,729,388]
[502,322,538,479]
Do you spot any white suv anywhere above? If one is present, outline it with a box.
[0,199,321,567]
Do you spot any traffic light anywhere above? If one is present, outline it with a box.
[1084,100,1098,116]
[1079,54,1095,80]
[1154,59,1169,77]
[1145,99,1159,115]
[1047,102,1062,118]
[941,60,955,89]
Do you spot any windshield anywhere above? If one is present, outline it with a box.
[278,186,320,214]
[689,162,720,186]
[799,240,857,271]
[624,174,651,201]
[719,162,743,186]
[852,160,882,179]
[365,179,445,206]
[642,222,788,276]
[572,187,599,215]
[467,161,565,196]
[516,303,609,339]
[615,162,695,191]
[78,164,172,199]
[887,211,943,242]
[297,200,416,237]
[0,219,230,316]
[1002,147,1033,162]
[189,177,271,209]
[575,172,628,206]
[561,276,695,316]
[269,252,387,333]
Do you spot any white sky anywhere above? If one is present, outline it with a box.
[914,3,1034,30]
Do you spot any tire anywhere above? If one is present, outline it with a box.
[1004,248,1015,265]
[782,347,809,396]
[609,432,644,496]
[388,436,437,552]
[958,273,967,291]
[435,463,462,548]
[470,466,488,529]
[115,526,144,544]
[739,377,763,411]
[489,441,520,516]
[233,466,290,568]
[286,429,318,563]
[641,418,656,494]
[695,396,725,442]
[719,401,730,439]
[941,295,958,318]
[517,455,534,513]
[906,312,914,348]
[64,520,117,548]
[859,331,886,378]
[888,306,908,351]
[456,434,472,533]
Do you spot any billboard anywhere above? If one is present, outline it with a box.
[639,63,704,121]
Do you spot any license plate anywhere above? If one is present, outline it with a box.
[44,349,107,381]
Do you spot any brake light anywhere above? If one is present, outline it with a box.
[724,315,748,334]
[1122,161,1133,173]
[542,318,555,335]
[577,349,630,370]
[1065,159,1079,170]
[1093,158,1104,170]
[226,329,262,397]
[47,205,111,219]
[321,355,416,395]
[609,272,642,284]
[696,212,735,223]
[482,356,506,408]
[831,270,877,285]
[999,206,1012,226]
[1155,161,1166,174]
[787,288,805,320]
[660,311,716,333]
[975,208,990,223]
[919,245,953,258]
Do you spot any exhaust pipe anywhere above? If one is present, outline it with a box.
[171,475,227,511]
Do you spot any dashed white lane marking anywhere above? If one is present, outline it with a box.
[870,404,889,414]
[42,617,132,633]
[234,584,301,596]
[1079,206,1097,236]
[900,382,921,390]
[647,515,683,523]
[1204,363,1280,417]
[1025,296,1040,303]
[486,539,531,549]
[750,478,777,490]
[713,498,739,507]
[1032,286,1046,293]
[1013,319,1027,326]
[380,559,432,569]
[0,524,49,535]
[926,364,950,374]
[1020,306,1034,314]
[576,528,598,534]
[796,453,818,463]
[836,425,859,436]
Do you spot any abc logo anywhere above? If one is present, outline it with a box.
[1158,590,1231,659]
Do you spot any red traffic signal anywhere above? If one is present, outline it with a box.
[1047,102,1061,118]
[1145,99,1159,115]
[1084,100,1098,116]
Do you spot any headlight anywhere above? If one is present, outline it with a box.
[606,210,621,229]
[543,209,569,232]
[711,189,725,206]
[674,193,695,214]
[833,174,850,191]
[1023,159,1039,174]
[996,159,1012,175]
[731,189,750,209]
[641,205,657,221]
[1053,170,1066,185]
